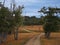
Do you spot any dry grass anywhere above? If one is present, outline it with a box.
[41,32,60,45]
[19,25,44,32]
[1,25,43,45]
[1,25,60,45]
[1,32,40,45]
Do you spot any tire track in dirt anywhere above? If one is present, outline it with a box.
[24,33,44,45]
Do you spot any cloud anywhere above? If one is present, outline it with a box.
[0,0,60,17]
[16,0,40,3]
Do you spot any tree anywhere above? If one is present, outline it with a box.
[0,6,12,43]
[0,5,24,43]
[13,6,24,40]
[39,16,44,25]
[38,7,60,39]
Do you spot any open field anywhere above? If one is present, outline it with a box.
[2,25,43,45]
[40,32,60,45]
[2,32,40,45]
[19,25,44,32]
[1,25,60,45]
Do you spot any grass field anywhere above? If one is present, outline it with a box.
[19,25,44,32]
[1,25,43,45]
[2,32,40,45]
[40,32,60,45]
[1,25,60,45]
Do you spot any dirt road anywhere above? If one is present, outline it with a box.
[24,33,44,45]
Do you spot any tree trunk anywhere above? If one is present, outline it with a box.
[2,32,7,42]
[0,32,7,44]
[14,27,18,40]
[0,33,2,44]
[45,31,50,39]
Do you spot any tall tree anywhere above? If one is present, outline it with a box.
[0,6,12,43]
[38,7,60,39]
[13,6,24,40]
[0,5,24,43]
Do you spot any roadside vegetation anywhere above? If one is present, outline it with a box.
[40,32,60,45]
[0,3,24,44]
[38,7,60,39]
[39,7,60,45]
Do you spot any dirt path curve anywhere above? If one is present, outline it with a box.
[23,29,32,32]
[24,33,44,45]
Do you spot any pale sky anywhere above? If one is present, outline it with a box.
[0,0,60,17]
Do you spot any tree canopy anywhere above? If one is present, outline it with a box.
[38,7,60,38]
[0,6,23,33]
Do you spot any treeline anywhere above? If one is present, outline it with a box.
[23,16,44,25]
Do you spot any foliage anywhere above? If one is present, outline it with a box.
[43,15,59,32]
[0,7,11,32]
[38,7,60,38]
[23,16,43,25]
[0,6,23,33]
[14,6,23,27]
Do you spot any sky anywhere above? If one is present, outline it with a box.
[0,0,60,17]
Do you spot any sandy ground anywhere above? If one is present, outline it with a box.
[24,33,44,45]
